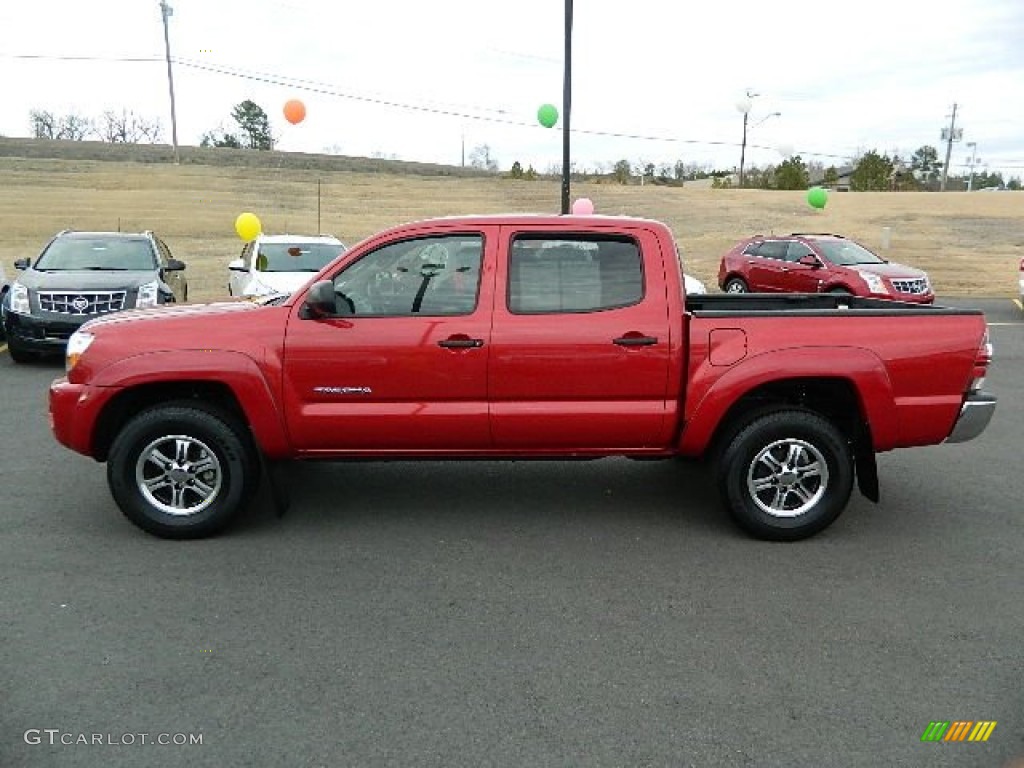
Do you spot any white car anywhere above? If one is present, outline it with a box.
[684,273,707,295]
[1019,257,1024,310]
[228,234,346,298]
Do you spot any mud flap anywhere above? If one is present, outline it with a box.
[259,453,291,518]
[853,431,879,503]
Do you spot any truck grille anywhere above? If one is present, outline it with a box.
[890,278,929,295]
[38,291,127,315]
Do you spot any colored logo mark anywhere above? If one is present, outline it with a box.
[921,721,996,742]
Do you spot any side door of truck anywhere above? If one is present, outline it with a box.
[281,227,497,452]
[488,226,673,450]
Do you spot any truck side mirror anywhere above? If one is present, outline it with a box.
[228,258,247,272]
[798,254,822,268]
[303,280,340,318]
[165,258,186,271]
[14,258,30,270]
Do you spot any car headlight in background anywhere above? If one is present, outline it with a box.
[9,282,30,315]
[65,330,95,372]
[856,271,888,294]
[136,280,159,308]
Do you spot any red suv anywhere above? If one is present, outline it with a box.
[717,233,934,303]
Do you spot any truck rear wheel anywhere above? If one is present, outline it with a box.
[107,402,259,539]
[717,409,853,541]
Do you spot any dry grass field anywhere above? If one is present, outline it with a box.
[0,149,1020,303]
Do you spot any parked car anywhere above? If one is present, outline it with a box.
[0,262,9,341]
[2,230,186,363]
[718,233,934,303]
[50,215,994,542]
[1019,257,1024,309]
[228,234,346,298]
[684,274,707,294]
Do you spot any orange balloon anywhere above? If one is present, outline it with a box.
[283,99,306,125]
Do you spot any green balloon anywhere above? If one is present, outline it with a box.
[537,103,558,128]
[807,187,828,209]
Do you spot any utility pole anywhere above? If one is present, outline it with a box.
[940,103,958,192]
[560,0,573,214]
[159,0,181,165]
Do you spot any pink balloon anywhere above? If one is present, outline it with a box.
[571,197,595,215]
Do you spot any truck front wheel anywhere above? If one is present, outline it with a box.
[717,410,853,541]
[107,403,259,539]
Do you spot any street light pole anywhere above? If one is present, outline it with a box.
[159,0,180,165]
[739,111,749,188]
[560,0,573,214]
[966,142,979,192]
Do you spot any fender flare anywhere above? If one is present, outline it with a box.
[678,346,897,455]
[91,349,291,457]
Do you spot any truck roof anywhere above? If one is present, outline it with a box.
[388,213,670,229]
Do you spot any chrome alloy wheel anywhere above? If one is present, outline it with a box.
[746,438,829,518]
[135,434,223,516]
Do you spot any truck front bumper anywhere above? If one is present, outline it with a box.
[944,392,997,443]
[49,377,115,458]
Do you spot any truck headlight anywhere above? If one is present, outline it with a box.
[9,282,30,315]
[136,280,159,308]
[66,330,95,372]
[856,271,887,294]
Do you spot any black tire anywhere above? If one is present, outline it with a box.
[106,402,260,539]
[7,336,37,364]
[716,409,853,541]
[724,277,749,294]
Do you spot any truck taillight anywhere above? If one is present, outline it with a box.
[969,330,993,392]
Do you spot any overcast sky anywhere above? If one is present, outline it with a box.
[1,0,1022,178]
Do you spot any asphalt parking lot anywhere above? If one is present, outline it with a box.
[1,298,1022,768]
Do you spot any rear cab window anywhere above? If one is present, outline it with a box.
[508,235,643,314]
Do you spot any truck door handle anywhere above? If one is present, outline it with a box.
[438,337,484,349]
[613,335,658,347]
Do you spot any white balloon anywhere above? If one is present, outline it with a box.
[735,98,752,115]
[777,143,795,158]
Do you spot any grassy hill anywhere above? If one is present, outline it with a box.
[0,138,1020,301]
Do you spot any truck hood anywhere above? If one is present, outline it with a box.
[18,269,159,291]
[846,262,927,279]
[81,299,261,331]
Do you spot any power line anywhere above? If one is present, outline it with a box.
[172,57,858,161]
[5,52,1024,169]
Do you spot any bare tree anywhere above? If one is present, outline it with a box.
[100,110,134,143]
[56,113,93,140]
[29,109,58,139]
[99,110,163,143]
[136,116,163,143]
[468,144,498,172]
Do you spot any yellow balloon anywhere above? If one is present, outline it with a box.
[235,212,261,242]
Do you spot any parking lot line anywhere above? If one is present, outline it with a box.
[1014,299,1023,311]
[0,343,7,354]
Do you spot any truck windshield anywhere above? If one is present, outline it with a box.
[255,243,344,272]
[35,237,157,271]
[815,240,885,266]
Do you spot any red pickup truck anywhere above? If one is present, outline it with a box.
[49,215,996,541]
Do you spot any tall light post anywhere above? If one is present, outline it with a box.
[966,142,979,192]
[561,0,573,214]
[736,91,779,187]
[159,0,180,165]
